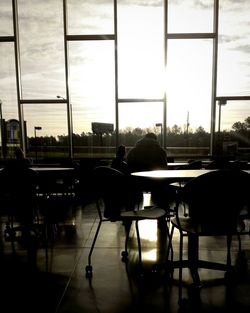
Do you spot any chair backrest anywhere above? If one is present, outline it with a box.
[0,166,39,224]
[92,166,142,221]
[181,169,250,234]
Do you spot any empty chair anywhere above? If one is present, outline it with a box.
[85,166,167,278]
[36,167,78,237]
[0,166,40,264]
[169,159,203,217]
[169,169,250,310]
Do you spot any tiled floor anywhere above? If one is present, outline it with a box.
[1,201,250,313]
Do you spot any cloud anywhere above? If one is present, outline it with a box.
[219,35,242,44]
[232,44,250,54]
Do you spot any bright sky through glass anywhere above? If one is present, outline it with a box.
[0,0,250,137]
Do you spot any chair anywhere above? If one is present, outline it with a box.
[0,166,41,264]
[170,159,203,217]
[169,169,250,309]
[85,166,168,278]
[36,167,78,238]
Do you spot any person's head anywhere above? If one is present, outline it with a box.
[145,132,157,141]
[116,144,126,158]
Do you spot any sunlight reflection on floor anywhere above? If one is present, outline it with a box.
[139,220,158,261]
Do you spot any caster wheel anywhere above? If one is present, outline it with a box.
[85,265,93,278]
[121,250,128,262]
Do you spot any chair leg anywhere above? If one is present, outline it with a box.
[122,220,143,272]
[166,224,174,279]
[225,235,237,283]
[226,235,232,269]
[237,233,242,254]
[178,232,184,305]
[188,234,201,287]
[85,219,102,278]
[122,220,132,261]
[135,221,143,273]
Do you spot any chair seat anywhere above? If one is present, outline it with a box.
[121,207,166,220]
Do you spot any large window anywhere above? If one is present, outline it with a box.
[68,41,115,135]
[117,1,164,99]
[166,39,213,133]
[18,0,65,99]
[0,0,250,161]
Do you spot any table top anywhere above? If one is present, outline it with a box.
[132,169,212,179]
[167,162,189,168]
[132,169,250,181]
[31,167,74,172]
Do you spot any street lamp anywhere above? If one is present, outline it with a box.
[155,123,163,147]
[57,95,73,158]
[218,99,227,134]
[34,126,42,163]
[217,99,227,155]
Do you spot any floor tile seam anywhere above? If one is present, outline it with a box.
[53,215,98,312]
[53,244,84,313]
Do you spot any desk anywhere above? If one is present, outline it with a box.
[132,169,250,268]
[133,169,250,182]
[131,169,213,208]
[167,162,189,169]
[32,167,76,192]
[0,166,75,173]
[31,167,74,173]
[132,169,214,182]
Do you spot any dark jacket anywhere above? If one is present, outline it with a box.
[127,136,168,173]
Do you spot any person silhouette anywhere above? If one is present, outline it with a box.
[127,132,168,173]
[111,144,128,174]
[127,132,174,210]
[13,147,32,168]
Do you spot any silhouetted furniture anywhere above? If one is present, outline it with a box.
[170,159,203,216]
[85,166,167,278]
[169,169,250,310]
[36,167,78,237]
[0,166,40,265]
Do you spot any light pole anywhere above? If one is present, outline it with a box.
[155,123,163,147]
[186,111,190,146]
[34,126,42,163]
[218,99,226,134]
[57,95,73,158]
[217,99,227,154]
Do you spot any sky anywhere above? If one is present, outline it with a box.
[0,0,250,138]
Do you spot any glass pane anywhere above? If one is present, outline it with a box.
[68,41,115,158]
[0,43,18,121]
[18,0,66,99]
[166,39,213,134]
[67,0,114,35]
[216,100,250,158]
[217,0,250,96]
[117,0,165,99]
[119,102,163,131]
[0,0,13,36]
[168,0,214,33]
[69,41,115,134]
[23,102,68,159]
[0,43,18,158]
[217,101,250,132]
[118,101,164,147]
